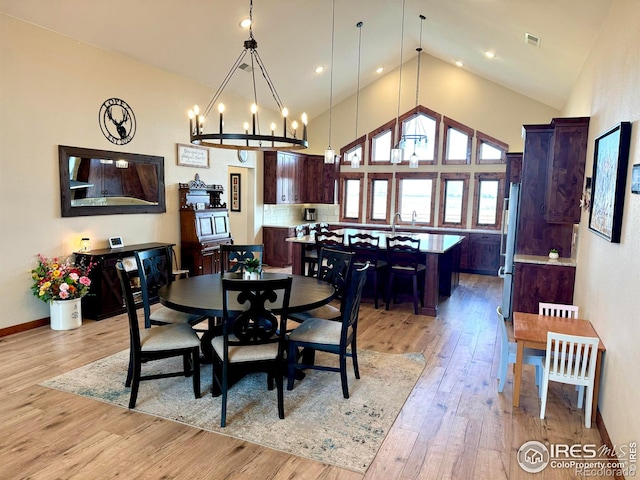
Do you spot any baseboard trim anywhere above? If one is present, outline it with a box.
[596,410,626,480]
[0,318,49,337]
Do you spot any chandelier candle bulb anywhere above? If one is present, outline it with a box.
[302,112,308,140]
[292,120,298,138]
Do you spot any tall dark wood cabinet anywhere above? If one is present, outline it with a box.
[76,242,174,320]
[517,117,589,258]
[179,177,232,276]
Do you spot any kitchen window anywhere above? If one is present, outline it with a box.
[443,116,473,165]
[472,173,505,230]
[395,172,437,226]
[340,135,366,165]
[366,173,392,224]
[476,131,508,165]
[368,120,395,164]
[339,172,364,222]
[397,106,440,165]
[439,173,470,227]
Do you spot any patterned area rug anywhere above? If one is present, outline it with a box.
[40,349,425,473]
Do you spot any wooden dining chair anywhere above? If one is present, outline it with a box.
[496,306,544,395]
[385,235,425,314]
[116,261,201,409]
[308,231,346,277]
[220,244,264,275]
[289,247,354,324]
[212,276,293,427]
[287,263,370,398]
[539,302,579,319]
[539,332,599,428]
[348,233,387,309]
[135,247,207,329]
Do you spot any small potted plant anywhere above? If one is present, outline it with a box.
[548,248,559,260]
[244,257,261,280]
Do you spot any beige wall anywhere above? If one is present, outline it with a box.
[0,14,261,328]
[562,0,639,453]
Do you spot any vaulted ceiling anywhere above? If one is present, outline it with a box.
[0,0,612,119]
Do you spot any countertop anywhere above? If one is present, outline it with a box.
[264,221,499,235]
[514,254,577,267]
[286,228,465,254]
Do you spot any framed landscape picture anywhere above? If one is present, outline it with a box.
[588,122,631,243]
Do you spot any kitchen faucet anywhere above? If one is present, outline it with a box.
[392,212,402,236]
[411,210,417,227]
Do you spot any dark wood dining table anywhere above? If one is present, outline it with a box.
[512,312,606,424]
[158,272,336,360]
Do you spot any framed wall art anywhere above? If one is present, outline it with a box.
[588,122,631,243]
[177,143,209,168]
[230,173,241,212]
[631,164,640,194]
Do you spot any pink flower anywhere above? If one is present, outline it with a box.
[59,283,69,292]
[69,272,79,281]
[59,290,69,299]
[79,276,91,286]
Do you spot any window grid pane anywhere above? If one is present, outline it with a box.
[370,180,388,220]
[477,180,499,225]
[399,179,432,223]
[446,128,469,160]
[444,180,464,223]
[372,131,391,162]
[480,142,502,161]
[344,179,360,218]
[345,146,362,164]
[402,115,436,161]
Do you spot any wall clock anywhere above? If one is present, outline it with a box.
[237,150,248,163]
[99,98,136,145]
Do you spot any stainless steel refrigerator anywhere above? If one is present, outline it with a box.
[498,182,521,320]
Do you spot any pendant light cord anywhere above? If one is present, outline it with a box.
[327,0,336,149]
[355,21,363,140]
[396,0,406,130]
[415,15,425,110]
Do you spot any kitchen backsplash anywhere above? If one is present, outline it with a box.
[263,204,340,226]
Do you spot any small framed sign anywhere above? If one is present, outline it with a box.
[109,236,124,249]
[230,173,241,212]
[177,143,209,168]
[631,164,640,194]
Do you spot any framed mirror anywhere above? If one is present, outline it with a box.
[59,145,166,217]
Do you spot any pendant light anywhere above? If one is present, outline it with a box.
[324,0,337,164]
[408,14,427,169]
[390,0,407,165]
[351,21,364,169]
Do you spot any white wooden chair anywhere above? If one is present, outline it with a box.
[539,302,579,318]
[539,332,599,428]
[496,306,545,395]
[538,302,584,404]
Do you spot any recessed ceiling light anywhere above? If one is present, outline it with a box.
[484,51,496,59]
[314,66,324,74]
[455,60,464,67]
[239,18,251,28]
[375,66,384,74]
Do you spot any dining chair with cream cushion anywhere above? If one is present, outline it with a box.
[220,244,264,275]
[212,276,292,427]
[116,261,201,409]
[135,247,207,328]
[539,332,599,428]
[496,306,544,395]
[287,263,369,399]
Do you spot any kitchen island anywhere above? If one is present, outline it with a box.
[286,228,465,316]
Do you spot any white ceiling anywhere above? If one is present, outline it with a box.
[1,0,612,119]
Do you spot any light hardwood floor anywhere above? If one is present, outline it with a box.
[0,273,605,479]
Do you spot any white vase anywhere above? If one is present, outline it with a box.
[548,252,559,260]
[250,272,259,280]
[50,298,83,330]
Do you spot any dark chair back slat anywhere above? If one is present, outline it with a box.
[220,244,264,274]
[135,247,173,328]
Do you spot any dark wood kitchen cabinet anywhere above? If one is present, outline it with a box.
[264,151,305,204]
[517,117,589,257]
[75,242,174,320]
[264,151,337,204]
[512,262,576,314]
[460,233,501,275]
[263,226,295,267]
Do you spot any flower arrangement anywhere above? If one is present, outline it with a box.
[31,254,94,303]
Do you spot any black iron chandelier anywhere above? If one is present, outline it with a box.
[189,0,308,151]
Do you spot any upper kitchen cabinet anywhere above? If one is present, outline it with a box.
[517,117,589,257]
[264,151,304,204]
[264,151,337,204]
[544,117,590,224]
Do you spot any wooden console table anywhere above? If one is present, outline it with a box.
[75,242,174,320]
